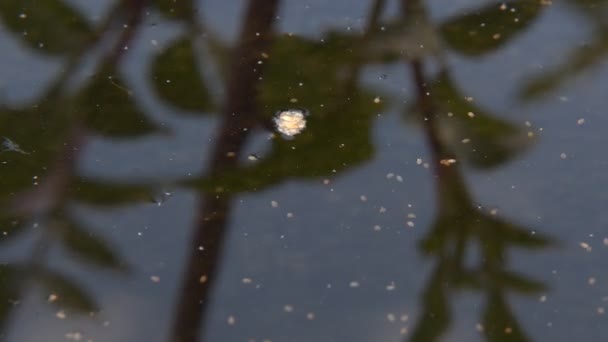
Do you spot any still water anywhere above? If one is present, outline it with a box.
[1,0,607,341]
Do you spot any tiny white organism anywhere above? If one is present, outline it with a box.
[273,109,308,138]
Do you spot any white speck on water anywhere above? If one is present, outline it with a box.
[396,175,403,182]
[577,118,585,125]
[271,200,279,208]
[387,313,396,322]
[248,154,259,161]
[274,109,307,138]
[386,173,395,179]
[227,315,236,325]
[386,282,396,291]
[579,242,592,252]
[306,312,315,320]
[349,281,360,288]
[283,305,294,313]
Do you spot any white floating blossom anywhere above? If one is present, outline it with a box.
[274,109,307,137]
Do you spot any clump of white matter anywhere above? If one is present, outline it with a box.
[274,110,306,137]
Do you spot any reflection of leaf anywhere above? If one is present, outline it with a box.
[77,67,161,138]
[0,216,26,244]
[0,265,20,333]
[0,106,70,201]
[498,271,546,294]
[184,35,382,193]
[521,37,608,99]
[36,268,97,313]
[488,216,553,248]
[482,293,529,341]
[151,37,214,113]
[363,17,440,62]
[440,0,542,56]
[409,265,451,342]
[0,0,92,55]
[70,178,153,206]
[424,72,532,168]
[153,0,194,20]
[61,219,127,271]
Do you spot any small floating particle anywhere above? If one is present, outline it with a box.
[349,281,360,288]
[598,307,605,315]
[248,154,259,161]
[199,275,208,283]
[150,275,160,283]
[56,311,66,319]
[539,295,547,302]
[504,327,513,334]
[379,207,387,213]
[490,208,499,216]
[226,151,236,157]
[386,282,396,291]
[306,312,315,320]
[387,313,396,322]
[440,159,457,166]
[242,277,253,284]
[396,175,403,182]
[461,138,470,144]
[400,315,409,322]
[400,327,408,335]
[406,221,415,228]
[416,158,422,165]
[386,173,395,179]
[283,305,294,313]
[48,294,58,302]
[373,225,382,231]
[360,195,368,202]
[467,112,475,118]
[579,242,592,252]
[603,238,608,246]
[286,212,294,218]
[577,118,585,125]
[271,200,279,208]
[227,315,236,325]
[588,277,596,285]
[65,332,82,341]
[560,153,567,160]
[476,323,484,332]
[373,96,381,104]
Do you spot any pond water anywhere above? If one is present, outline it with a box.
[1,0,607,341]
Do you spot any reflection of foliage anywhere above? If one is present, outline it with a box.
[521,0,608,99]
[397,1,553,341]
[413,72,532,169]
[0,0,158,334]
[183,34,384,193]
[0,0,93,55]
[440,0,543,56]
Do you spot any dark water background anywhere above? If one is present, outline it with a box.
[1,0,607,341]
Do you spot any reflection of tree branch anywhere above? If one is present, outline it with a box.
[169,1,280,341]
[406,31,546,342]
